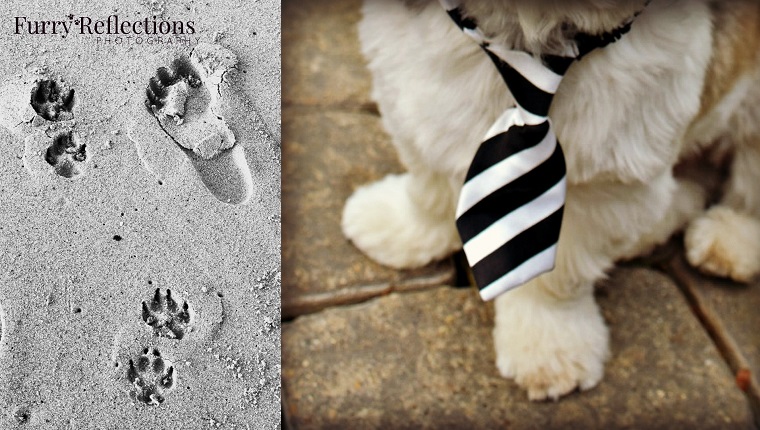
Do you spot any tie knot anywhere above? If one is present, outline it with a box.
[482,49,565,119]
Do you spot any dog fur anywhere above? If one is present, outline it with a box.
[342,0,760,400]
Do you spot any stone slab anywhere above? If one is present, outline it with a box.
[282,107,455,318]
[282,0,373,109]
[282,267,753,429]
[668,255,760,424]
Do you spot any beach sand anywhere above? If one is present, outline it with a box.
[0,0,281,428]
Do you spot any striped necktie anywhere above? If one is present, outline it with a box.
[440,0,641,300]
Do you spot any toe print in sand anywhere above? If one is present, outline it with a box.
[143,42,254,205]
[127,348,176,406]
[141,289,192,340]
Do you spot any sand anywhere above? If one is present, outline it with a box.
[0,0,281,428]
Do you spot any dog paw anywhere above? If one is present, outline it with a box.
[493,290,609,401]
[126,347,176,405]
[685,206,760,282]
[341,173,460,268]
[141,289,192,340]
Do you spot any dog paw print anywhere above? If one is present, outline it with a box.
[127,347,175,405]
[141,288,191,340]
[145,56,202,122]
[30,79,75,121]
[44,131,86,178]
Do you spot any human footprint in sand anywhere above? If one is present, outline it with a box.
[145,42,254,205]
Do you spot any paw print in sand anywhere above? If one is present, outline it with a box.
[30,79,75,121]
[141,288,191,340]
[127,347,175,405]
[44,131,86,178]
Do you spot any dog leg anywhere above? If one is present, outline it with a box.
[493,277,608,401]
[342,169,461,268]
[349,0,502,268]
[622,178,707,259]
[686,143,760,282]
[493,175,677,400]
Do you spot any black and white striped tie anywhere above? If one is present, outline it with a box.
[440,0,640,300]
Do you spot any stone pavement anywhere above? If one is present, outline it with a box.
[281,0,760,428]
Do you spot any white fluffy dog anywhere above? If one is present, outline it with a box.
[342,0,760,400]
